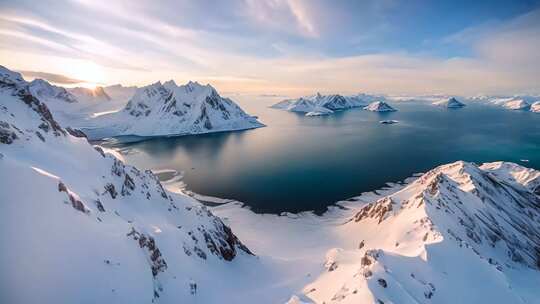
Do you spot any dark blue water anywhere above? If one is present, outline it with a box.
[104,97,540,214]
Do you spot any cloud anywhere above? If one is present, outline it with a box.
[243,0,319,37]
[18,70,85,84]
[0,1,539,95]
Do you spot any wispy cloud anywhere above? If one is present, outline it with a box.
[18,70,85,84]
[0,0,539,95]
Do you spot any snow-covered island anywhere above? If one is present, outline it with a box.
[433,97,466,108]
[504,99,531,110]
[81,80,264,139]
[470,95,540,113]
[364,101,397,112]
[379,119,398,124]
[531,101,540,113]
[271,93,378,116]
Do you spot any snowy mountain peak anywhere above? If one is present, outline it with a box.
[29,79,78,104]
[504,99,530,110]
[303,160,540,303]
[433,97,466,108]
[363,101,397,112]
[0,65,25,85]
[163,79,177,88]
[84,79,263,138]
[1,69,66,144]
[351,160,540,269]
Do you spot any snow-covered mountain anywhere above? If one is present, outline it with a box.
[83,80,264,139]
[3,64,540,303]
[0,66,257,303]
[364,101,397,112]
[433,97,466,108]
[271,93,372,116]
[104,84,138,102]
[300,160,540,304]
[69,86,112,103]
[467,95,540,113]
[531,101,540,113]
[504,99,530,110]
[28,78,78,104]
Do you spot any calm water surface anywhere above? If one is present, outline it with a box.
[103,96,540,214]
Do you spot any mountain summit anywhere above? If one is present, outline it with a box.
[84,80,264,139]
[303,160,540,303]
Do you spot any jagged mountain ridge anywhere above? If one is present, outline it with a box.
[302,160,540,304]
[83,80,264,139]
[0,66,254,303]
[28,78,78,104]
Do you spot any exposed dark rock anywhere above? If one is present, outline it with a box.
[121,174,135,195]
[35,131,45,142]
[58,181,88,213]
[94,146,105,157]
[0,120,18,144]
[327,261,338,272]
[127,228,167,277]
[17,86,65,136]
[104,183,117,199]
[359,240,365,249]
[94,199,105,212]
[354,197,394,224]
[66,127,87,138]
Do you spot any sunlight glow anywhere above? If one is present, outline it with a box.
[64,60,104,88]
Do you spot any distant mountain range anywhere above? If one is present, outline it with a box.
[271,93,385,116]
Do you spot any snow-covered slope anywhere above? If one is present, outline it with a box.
[364,101,397,112]
[530,101,540,113]
[0,67,260,304]
[469,95,540,112]
[504,99,530,110]
[28,78,78,104]
[69,86,112,103]
[433,97,466,108]
[83,80,264,139]
[271,93,371,116]
[300,161,540,304]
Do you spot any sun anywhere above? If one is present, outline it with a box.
[64,60,105,89]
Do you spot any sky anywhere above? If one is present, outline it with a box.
[1,0,540,96]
